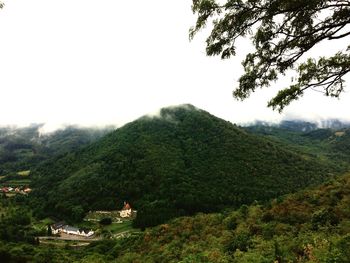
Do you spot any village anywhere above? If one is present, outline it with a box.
[0,170,140,246]
[0,185,32,195]
[0,170,32,196]
[39,202,139,246]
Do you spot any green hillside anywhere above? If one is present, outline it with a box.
[30,105,340,228]
[0,125,111,176]
[110,172,350,263]
[245,122,350,163]
[2,170,350,262]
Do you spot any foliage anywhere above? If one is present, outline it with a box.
[111,173,350,262]
[47,224,52,236]
[29,105,336,228]
[245,121,350,164]
[0,198,39,245]
[0,112,350,262]
[99,218,112,226]
[0,125,111,177]
[191,0,350,111]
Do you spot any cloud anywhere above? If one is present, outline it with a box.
[0,0,349,129]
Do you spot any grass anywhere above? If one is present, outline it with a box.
[1,179,31,186]
[76,220,96,230]
[34,217,54,232]
[17,170,30,176]
[40,239,92,248]
[0,203,12,217]
[84,210,122,222]
[103,220,136,234]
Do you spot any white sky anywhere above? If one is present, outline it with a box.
[0,0,350,131]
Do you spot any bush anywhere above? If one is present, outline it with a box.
[99,218,112,226]
[311,208,339,230]
[226,231,252,252]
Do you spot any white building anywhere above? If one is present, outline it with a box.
[119,202,133,218]
[51,222,94,237]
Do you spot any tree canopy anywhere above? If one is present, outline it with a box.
[29,105,340,228]
[191,0,350,111]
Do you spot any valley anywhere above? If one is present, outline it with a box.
[28,106,342,229]
[0,106,349,262]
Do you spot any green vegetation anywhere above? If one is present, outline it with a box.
[245,121,350,163]
[5,179,31,185]
[99,218,112,226]
[1,172,350,262]
[1,106,350,262]
[0,125,111,177]
[17,170,30,176]
[0,197,41,245]
[191,0,350,111]
[85,211,124,222]
[112,172,350,262]
[103,220,135,235]
[29,105,340,229]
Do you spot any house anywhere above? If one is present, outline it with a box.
[61,225,94,237]
[119,202,133,218]
[51,222,66,235]
[23,187,32,193]
[51,222,94,237]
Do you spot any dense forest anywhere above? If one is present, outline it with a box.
[1,171,350,262]
[0,124,112,175]
[245,121,350,162]
[29,105,342,228]
[1,106,350,262]
[111,172,350,262]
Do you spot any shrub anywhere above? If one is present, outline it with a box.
[99,218,112,226]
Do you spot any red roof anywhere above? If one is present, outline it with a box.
[123,203,131,210]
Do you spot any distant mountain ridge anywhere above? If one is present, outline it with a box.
[0,125,112,176]
[245,120,350,165]
[252,119,350,132]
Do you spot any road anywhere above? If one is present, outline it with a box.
[38,235,101,242]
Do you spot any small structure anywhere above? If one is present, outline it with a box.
[119,202,133,218]
[51,222,66,235]
[1,187,9,193]
[51,222,94,237]
[23,187,32,194]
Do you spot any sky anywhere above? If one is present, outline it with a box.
[0,0,350,132]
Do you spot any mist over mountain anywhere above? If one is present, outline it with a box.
[245,119,350,166]
[1,105,350,262]
[1,114,348,178]
[0,125,113,175]
[29,105,341,228]
[250,119,350,132]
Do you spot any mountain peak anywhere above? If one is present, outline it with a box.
[31,106,335,228]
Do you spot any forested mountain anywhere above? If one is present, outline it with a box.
[0,125,111,175]
[29,105,340,228]
[278,120,317,132]
[277,119,350,131]
[245,122,350,163]
[3,170,350,262]
[110,172,350,262]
